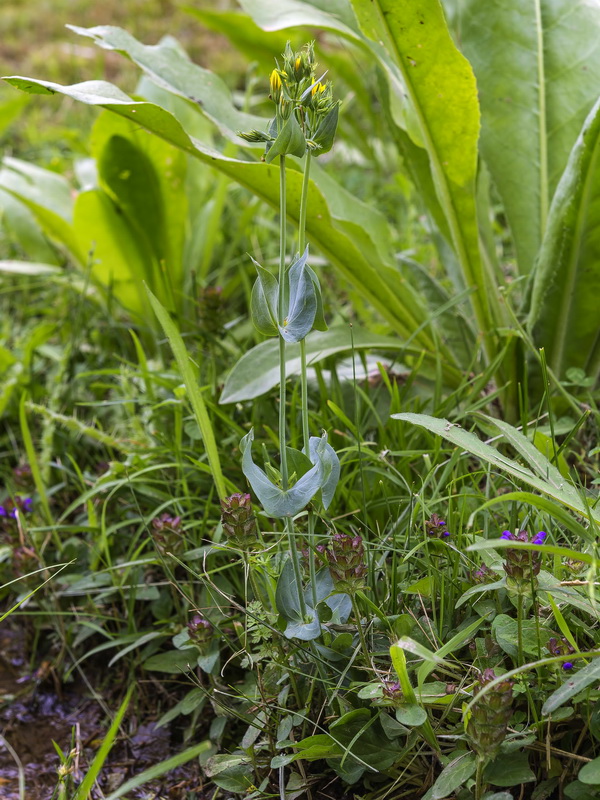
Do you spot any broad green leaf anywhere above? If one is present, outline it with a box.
[528,97,600,381]
[0,156,85,263]
[183,7,293,70]
[146,287,227,499]
[349,0,500,348]
[74,189,155,316]
[0,188,60,265]
[395,704,427,727]
[66,25,266,143]
[483,751,535,788]
[0,89,28,136]
[3,76,453,370]
[393,412,600,523]
[329,708,401,771]
[579,756,600,786]
[221,327,413,404]
[423,752,476,800]
[458,0,600,275]
[92,111,188,302]
[542,657,600,716]
[492,614,550,658]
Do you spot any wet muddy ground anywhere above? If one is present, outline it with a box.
[0,627,205,799]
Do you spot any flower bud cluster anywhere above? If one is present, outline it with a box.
[321,531,367,592]
[151,513,184,556]
[467,669,513,760]
[501,529,546,590]
[239,41,340,160]
[221,493,258,549]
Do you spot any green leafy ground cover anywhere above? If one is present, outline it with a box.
[0,2,599,799]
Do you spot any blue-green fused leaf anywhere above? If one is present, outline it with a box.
[279,247,317,343]
[250,258,279,337]
[240,428,327,517]
[305,263,328,332]
[311,104,339,156]
[307,434,339,510]
[264,113,306,163]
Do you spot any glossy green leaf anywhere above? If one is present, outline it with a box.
[528,97,600,381]
[393,412,600,523]
[221,327,412,404]
[66,25,266,143]
[458,0,600,275]
[348,0,500,346]
[542,657,600,716]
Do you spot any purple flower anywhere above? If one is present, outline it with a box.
[0,506,6,517]
[532,531,546,545]
[563,662,573,671]
[500,530,513,540]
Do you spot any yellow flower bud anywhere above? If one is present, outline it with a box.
[311,82,326,96]
[270,69,282,94]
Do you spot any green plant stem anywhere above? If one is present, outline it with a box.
[475,756,486,800]
[351,594,371,670]
[278,155,289,491]
[277,153,307,621]
[517,592,524,665]
[297,153,319,609]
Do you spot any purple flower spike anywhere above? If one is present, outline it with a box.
[563,662,574,671]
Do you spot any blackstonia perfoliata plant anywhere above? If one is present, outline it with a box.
[237,43,342,634]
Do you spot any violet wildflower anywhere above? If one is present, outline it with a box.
[467,669,513,760]
[548,637,575,671]
[425,513,450,539]
[380,680,404,707]
[221,493,258,549]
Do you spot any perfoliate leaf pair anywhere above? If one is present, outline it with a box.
[250,246,326,343]
[264,113,306,163]
[308,104,340,156]
[240,429,339,517]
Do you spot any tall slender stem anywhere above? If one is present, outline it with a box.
[298,153,312,455]
[278,154,307,620]
[278,155,289,491]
